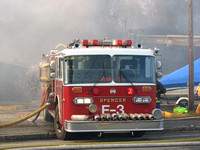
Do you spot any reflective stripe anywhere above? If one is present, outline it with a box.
[156,99,160,103]
[198,88,200,96]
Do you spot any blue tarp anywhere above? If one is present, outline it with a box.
[159,58,200,88]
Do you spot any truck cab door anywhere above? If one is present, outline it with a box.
[55,58,64,125]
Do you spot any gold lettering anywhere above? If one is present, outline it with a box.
[100,98,127,103]
[123,98,126,102]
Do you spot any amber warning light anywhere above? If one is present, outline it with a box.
[72,87,82,93]
[142,86,152,92]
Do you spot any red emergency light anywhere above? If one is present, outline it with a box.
[127,88,134,95]
[123,40,132,46]
[92,88,100,96]
[82,40,89,46]
[104,37,110,40]
[113,40,122,46]
[91,40,98,46]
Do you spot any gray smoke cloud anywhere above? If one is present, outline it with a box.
[0,0,193,65]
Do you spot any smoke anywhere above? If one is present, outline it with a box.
[0,0,193,65]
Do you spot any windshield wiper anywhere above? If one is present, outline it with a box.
[119,67,139,93]
[88,62,106,94]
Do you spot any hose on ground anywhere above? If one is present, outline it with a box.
[0,103,51,128]
[32,82,51,122]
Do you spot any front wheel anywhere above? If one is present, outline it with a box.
[43,108,54,122]
[54,105,71,140]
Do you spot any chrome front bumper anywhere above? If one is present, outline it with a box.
[65,120,163,132]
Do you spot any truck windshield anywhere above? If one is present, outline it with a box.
[65,55,111,84]
[65,55,155,84]
[113,55,155,83]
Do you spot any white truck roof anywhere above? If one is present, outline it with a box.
[61,47,154,57]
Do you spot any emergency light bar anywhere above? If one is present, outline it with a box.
[82,39,132,47]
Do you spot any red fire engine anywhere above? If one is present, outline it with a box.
[39,38,163,140]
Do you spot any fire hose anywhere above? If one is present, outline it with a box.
[0,103,51,128]
[32,82,51,122]
[0,82,52,128]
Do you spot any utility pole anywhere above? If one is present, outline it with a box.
[188,0,194,111]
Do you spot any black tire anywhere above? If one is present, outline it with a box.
[43,108,54,122]
[177,99,188,107]
[54,105,71,140]
[130,131,145,137]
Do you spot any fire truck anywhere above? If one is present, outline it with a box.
[39,38,163,140]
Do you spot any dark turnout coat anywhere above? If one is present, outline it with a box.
[156,80,166,100]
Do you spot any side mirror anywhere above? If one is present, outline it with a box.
[50,61,56,71]
[154,48,159,55]
[50,73,56,78]
[156,60,162,69]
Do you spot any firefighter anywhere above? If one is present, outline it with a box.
[196,83,200,99]
[196,84,200,113]
[156,79,166,109]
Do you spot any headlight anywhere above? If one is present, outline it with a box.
[135,97,143,103]
[73,97,94,104]
[132,96,152,104]
[76,98,84,104]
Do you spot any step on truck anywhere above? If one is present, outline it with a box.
[39,38,163,140]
